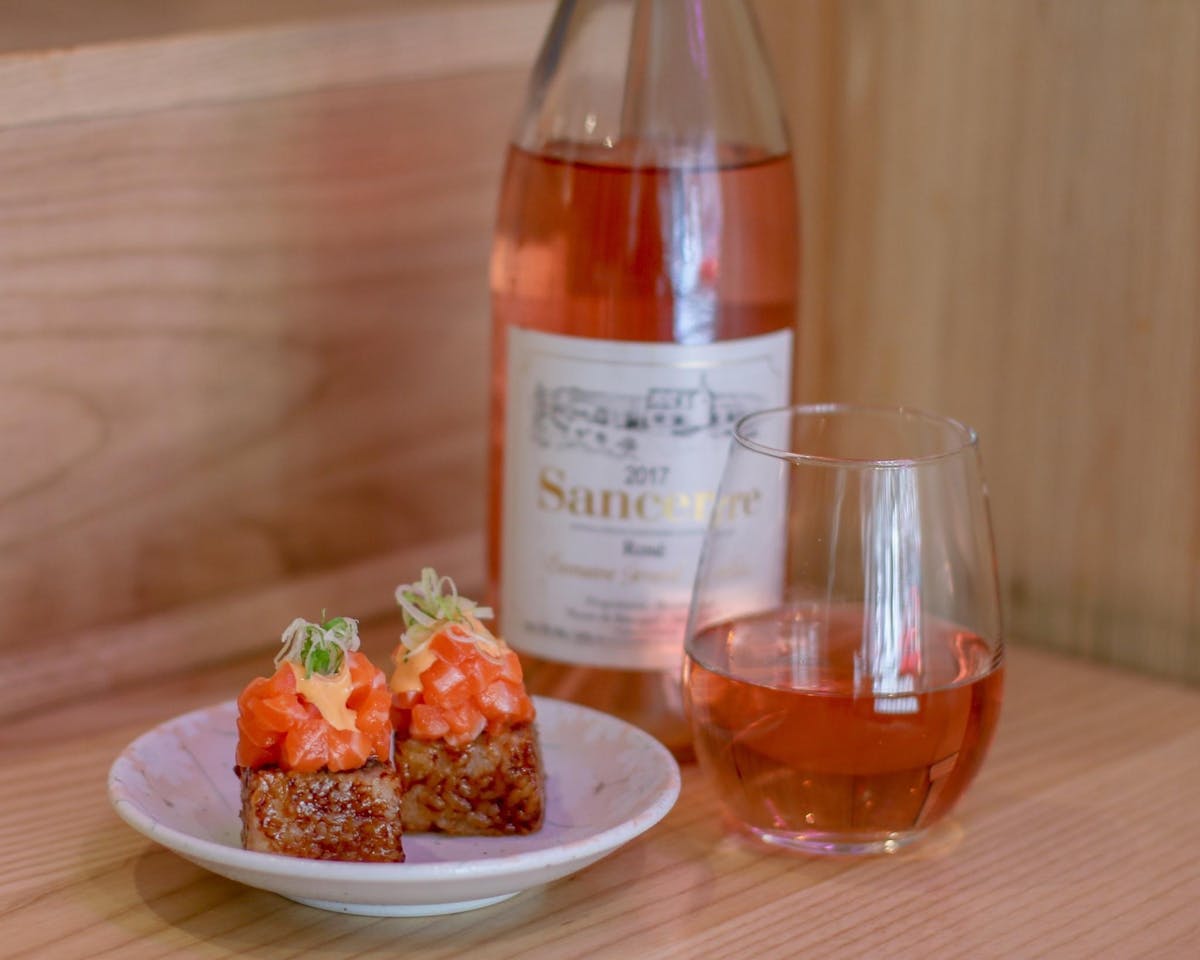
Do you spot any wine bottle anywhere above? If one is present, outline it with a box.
[488,0,798,756]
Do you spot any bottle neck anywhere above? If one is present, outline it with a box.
[514,0,790,166]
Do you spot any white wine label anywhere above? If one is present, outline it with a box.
[501,327,793,670]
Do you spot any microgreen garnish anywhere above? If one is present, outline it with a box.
[396,567,493,628]
[275,614,361,678]
[393,568,502,663]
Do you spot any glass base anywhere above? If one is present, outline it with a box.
[741,823,928,857]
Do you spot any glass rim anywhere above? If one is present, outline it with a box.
[733,402,979,467]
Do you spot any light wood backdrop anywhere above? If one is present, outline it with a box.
[794,0,1200,683]
[0,0,1196,716]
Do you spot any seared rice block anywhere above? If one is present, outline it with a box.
[239,760,405,862]
[396,723,544,835]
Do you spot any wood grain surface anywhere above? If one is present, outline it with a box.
[3,640,1197,959]
[0,0,428,55]
[0,1,552,717]
[802,0,1200,682]
[0,0,554,127]
[1,0,1198,711]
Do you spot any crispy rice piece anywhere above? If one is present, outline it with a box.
[239,760,405,862]
[396,723,544,836]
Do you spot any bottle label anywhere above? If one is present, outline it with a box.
[501,327,793,670]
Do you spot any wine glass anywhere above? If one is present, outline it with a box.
[683,404,1005,855]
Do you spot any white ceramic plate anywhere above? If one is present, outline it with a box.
[109,696,680,916]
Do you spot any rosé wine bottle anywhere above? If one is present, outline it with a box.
[488,0,799,756]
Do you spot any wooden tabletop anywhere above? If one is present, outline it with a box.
[6,641,1198,959]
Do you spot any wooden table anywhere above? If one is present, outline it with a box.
[6,641,1198,959]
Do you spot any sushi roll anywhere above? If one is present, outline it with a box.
[389,569,544,836]
[235,615,404,862]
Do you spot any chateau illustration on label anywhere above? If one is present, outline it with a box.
[532,374,767,458]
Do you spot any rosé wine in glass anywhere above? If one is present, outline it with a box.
[684,405,1005,855]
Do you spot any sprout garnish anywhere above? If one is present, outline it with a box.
[276,613,361,678]
[394,568,503,663]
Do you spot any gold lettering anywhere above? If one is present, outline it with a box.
[534,467,762,525]
[599,488,631,520]
[622,566,682,585]
[663,492,691,521]
[635,491,662,521]
[546,553,616,581]
[566,485,596,516]
[712,488,763,524]
[538,466,566,511]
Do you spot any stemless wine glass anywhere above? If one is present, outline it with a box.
[683,404,1004,855]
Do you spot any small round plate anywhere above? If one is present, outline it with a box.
[108,696,680,916]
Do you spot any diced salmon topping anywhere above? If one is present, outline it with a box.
[422,658,472,709]
[410,703,451,740]
[236,650,392,772]
[390,627,535,746]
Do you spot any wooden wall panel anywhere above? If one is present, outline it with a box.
[0,68,508,622]
[0,3,554,715]
[2,0,1197,712]
[753,0,839,408]
[810,0,1200,680]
